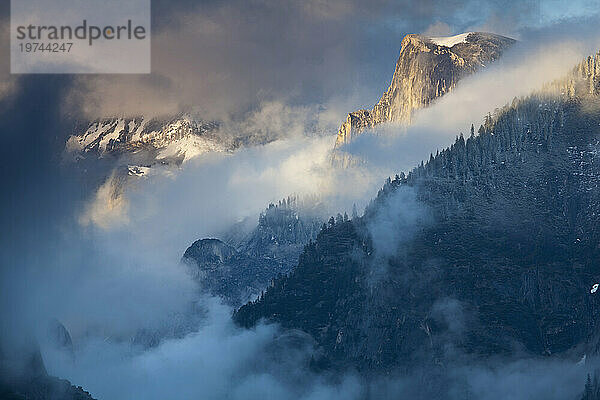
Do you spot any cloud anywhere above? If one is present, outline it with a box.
[431,298,467,336]
[0,15,18,103]
[3,0,598,120]
[79,171,130,229]
[454,357,591,400]
[422,21,453,37]
[64,1,390,120]
[363,356,593,400]
[366,185,432,261]
[39,293,595,400]
[0,220,198,343]
[60,0,592,121]
[42,297,365,400]
[74,97,391,236]
[81,130,380,241]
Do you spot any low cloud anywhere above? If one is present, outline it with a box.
[79,171,130,229]
[365,356,593,400]
[42,298,365,400]
[81,131,381,243]
[366,185,432,261]
[431,298,467,336]
[75,97,388,235]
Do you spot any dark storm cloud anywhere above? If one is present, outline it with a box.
[66,0,569,120]
[2,0,590,121]
[0,72,86,349]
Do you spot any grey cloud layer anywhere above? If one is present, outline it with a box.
[63,0,580,120]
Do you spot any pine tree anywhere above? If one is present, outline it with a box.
[352,204,358,220]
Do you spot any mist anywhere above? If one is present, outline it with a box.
[78,127,381,246]
[2,2,600,399]
[40,295,597,400]
[41,297,367,400]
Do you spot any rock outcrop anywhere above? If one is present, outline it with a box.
[333,32,515,161]
[183,197,324,306]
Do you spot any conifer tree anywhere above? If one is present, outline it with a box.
[352,204,358,220]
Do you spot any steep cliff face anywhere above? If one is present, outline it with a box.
[235,51,600,372]
[334,32,515,152]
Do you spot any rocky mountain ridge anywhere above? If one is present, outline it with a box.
[65,115,228,167]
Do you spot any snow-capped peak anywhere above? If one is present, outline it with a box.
[65,115,227,164]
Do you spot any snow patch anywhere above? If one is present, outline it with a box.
[157,135,227,162]
[428,32,473,48]
[99,119,125,152]
[127,165,152,177]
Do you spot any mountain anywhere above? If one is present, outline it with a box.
[128,198,325,347]
[235,51,600,373]
[65,115,251,228]
[333,32,515,164]
[182,197,324,306]
[182,238,272,306]
[65,113,314,228]
[64,115,232,212]
[65,115,228,167]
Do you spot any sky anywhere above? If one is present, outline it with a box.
[1,1,600,399]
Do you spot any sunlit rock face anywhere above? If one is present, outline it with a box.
[333,32,516,161]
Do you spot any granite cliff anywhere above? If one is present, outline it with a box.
[333,32,515,163]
